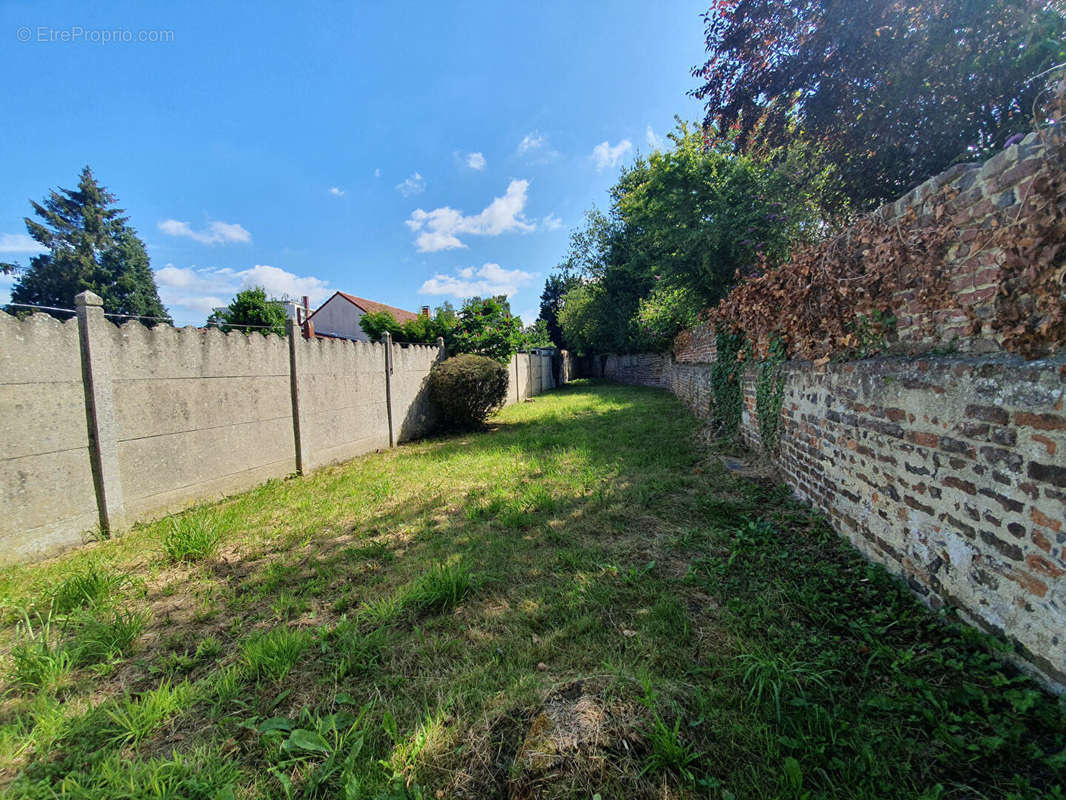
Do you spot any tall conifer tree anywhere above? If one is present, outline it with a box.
[4,166,170,322]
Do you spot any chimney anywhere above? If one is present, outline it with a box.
[300,295,312,337]
[421,305,430,316]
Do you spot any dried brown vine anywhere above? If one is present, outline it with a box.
[706,92,1066,362]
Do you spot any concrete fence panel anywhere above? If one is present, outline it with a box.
[0,313,98,562]
[108,320,295,523]
[0,300,561,565]
[293,335,390,471]
[390,342,444,442]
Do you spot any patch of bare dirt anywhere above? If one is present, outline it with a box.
[446,679,667,800]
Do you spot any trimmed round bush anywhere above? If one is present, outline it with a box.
[428,354,509,430]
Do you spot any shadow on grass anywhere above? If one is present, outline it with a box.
[5,381,1066,799]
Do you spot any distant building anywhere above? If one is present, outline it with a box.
[305,292,424,342]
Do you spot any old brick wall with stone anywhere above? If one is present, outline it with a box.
[879,132,1048,354]
[571,348,1066,691]
[561,133,1066,690]
[756,356,1066,690]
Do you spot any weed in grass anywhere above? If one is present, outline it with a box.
[103,678,194,746]
[19,694,73,756]
[28,745,241,799]
[255,705,375,797]
[359,591,407,626]
[157,634,223,677]
[66,607,147,667]
[195,635,223,661]
[521,484,558,515]
[270,591,306,621]
[51,563,127,613]
[162,515,222,562]
[640,710,703,786]
[408,562,472,613]
[328,623,388,679]
[737,651,834,724]
[8,610,73,692]
[207,664,247,716]
[728,518,779,567]
[241,627,310,682]
[381,707,444,789]
[620,560,656,586]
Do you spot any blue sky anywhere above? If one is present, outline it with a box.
[0,1,706,326]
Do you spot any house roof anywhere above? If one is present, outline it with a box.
[308,291,422,325]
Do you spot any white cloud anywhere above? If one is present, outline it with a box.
[646,126,664,150]
[374,168,381,178]
[518,132,545,154]
[419,263,535,298]
[0,233,46,254]
[465,152,487,170]
[239,265,331,302]
[517,131,558,163]
[592,139,632,171]
[542,213,563,231]
[329,186,345,196]
[405,179,535,252]
[395,172,426,197]
[154,263,332,325]
[158,219,252,245]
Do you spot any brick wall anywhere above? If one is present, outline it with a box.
[672,130,1057,361]
[877,133,1051,354]
[762,356,1066,689]
[559,133,1066,690]
[673,323,718,363]
[566,348,1066,691]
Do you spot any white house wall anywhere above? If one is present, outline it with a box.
[311,296,368,341]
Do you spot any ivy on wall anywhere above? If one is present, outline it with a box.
[755,338,786,452]
[710,327,744,437]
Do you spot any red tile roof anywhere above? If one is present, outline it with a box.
[309,292,422,324]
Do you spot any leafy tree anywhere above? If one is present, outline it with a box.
[359,310,405,342]
[634,285,702,349]
[539,270,581,348]
[5,166,170,322]
[556,122,828,353]
[211,287,289,336]
[556,282,603,355]
[450,297,524,362]
[690,0,1066,207]
[432,302,459,343]
[359,306,456,344]
[521,318,553,349]
[614,121,826,307]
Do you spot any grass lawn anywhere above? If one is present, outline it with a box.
[0,380,1063,799]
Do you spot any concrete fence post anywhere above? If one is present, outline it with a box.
[383,331,395,447]
[513,353,520,403]
[286,318,306,474]
[75,291,126,536]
